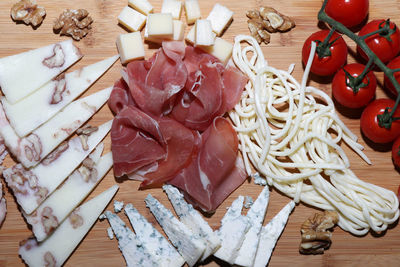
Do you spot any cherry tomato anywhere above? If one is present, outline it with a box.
[332,63,376,108]
[325,0,369,28]
[360,99,400,144]
[384,56,400,97]
[302,30,348,76]
[357,19,400,63]
[393,136,400,169]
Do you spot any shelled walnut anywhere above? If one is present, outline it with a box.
[53,9,93,41]
[10,0,46,27]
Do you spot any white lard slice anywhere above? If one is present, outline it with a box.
[145,194,206,267]
[3,120,112,215]
[24,149,113,241]
[253,201,295,267]
[0,39,82,104]
[235,186,270,267]
[19,185,119,267]
[0,87,111,168]
[105,211,159,267]
[1,55,118,137]
[124,203,185,267]
[163,185,221,261]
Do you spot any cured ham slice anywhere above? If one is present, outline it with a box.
[108,78,136,115]
[0,180,6,227]
[222,66,248,111]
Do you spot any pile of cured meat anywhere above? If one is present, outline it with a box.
[109,41,248,212]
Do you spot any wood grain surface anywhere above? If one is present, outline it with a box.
[1,0,400,266]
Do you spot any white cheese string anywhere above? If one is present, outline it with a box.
[230,34,399,235]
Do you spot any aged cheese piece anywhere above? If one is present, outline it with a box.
[253,201,295,267]
[105,211,159,267]
[19,185,119,267]
[128,0,153,15]
[147,13,174,38]
[1,55,118,137]
[184,0,201,24]
[145,20,185,43]
[206,3,234,36]
[3,120,112,215]
[235,186,270,267]
[161,0,182,20]
[195,19,215,46]
[124,204,185,267]
[118,6,147,32]
[0,87,111,168]
[116,32,145,64]
[202,37,233,65]
[0,39,82,104]
[185,26,216,45]
[163,185,220,261]
[145,194,206,267]
[24,148,113,241]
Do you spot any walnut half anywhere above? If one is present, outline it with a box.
[53,9,93,41]
[11,0,46,27]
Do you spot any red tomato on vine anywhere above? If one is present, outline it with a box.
[325,0,369,28]
[393,136,400,169]
[384,56,400,97]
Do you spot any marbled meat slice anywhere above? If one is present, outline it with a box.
[108,78,136,115]
[222,66,249,111]
[0,180,6,226]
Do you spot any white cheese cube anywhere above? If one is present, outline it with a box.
[207,3,234,36]
[128,0,153,15]
[118,6,147,32]
[195,19,215,46]
[185,26,195,44]
[173,20,185,41]
[116,32,145,64]
[161,0,182,20]
[184,0,201,24]
[147,13,174,38]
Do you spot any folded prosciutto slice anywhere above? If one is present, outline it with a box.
[108,78,136,115]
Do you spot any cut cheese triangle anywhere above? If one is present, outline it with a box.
[19,185,119,267]
[1,55,118,137]
[3,120,112,215]
[0,40,82,104]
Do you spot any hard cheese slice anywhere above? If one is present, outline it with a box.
[1,55,118,137]
[235,186,270,267]
[124,203,185,267]
[19,185,119,267]
[105,211,158,267]
[163,185,220,261]
[0,39,82,104]
[253,201,295,267]
[0,87,111,168]
[24,148,113,241]
[145,194,206,267]
[3,120,112,215]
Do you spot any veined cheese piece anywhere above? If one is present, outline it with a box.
[1,55,118,137]
[3,120,112,215]
[0,40,82,104]
[128,0,153,15]
[144,20,185,43]
[24,149,113,241]
[145,194,206,267]
[184,0,201,24]
[19,185,119,267]
[124,203,185,267]
[206,3,234,36]
[0,87,111,168]
[161,0,182,20]
[147,13,174,38]
[163,185,220,261]
[202,37,233,65]
[235,186,270,267]
[195,19,215,46]
[253,201,295,267]
[114,200,124,213]
[116,32,145,64]
[118,6,147,32]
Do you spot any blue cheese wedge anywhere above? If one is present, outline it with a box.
[107,227,114,240]
[19,185,118,267]
[163,185,220,261]
[124,203,185,267]
[253,201,295,267]
[105,211,158,267]
[235,186,270,267]
[145,194,206,267]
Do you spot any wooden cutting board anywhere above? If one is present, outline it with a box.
[1,0,400,266]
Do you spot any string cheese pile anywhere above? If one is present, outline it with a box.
[229,35,399,235]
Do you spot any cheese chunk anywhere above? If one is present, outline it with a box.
[118,6,147,32]
[195,19,215,46]
[161,0,182,20]
[184,0,201,24]
[128,0,153,15]
[145,20,185,43]
[147,13,174,38]
[207,3,234,36]
[186,26,216,45]
[202,37,233,65]
[116,32,145,64]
